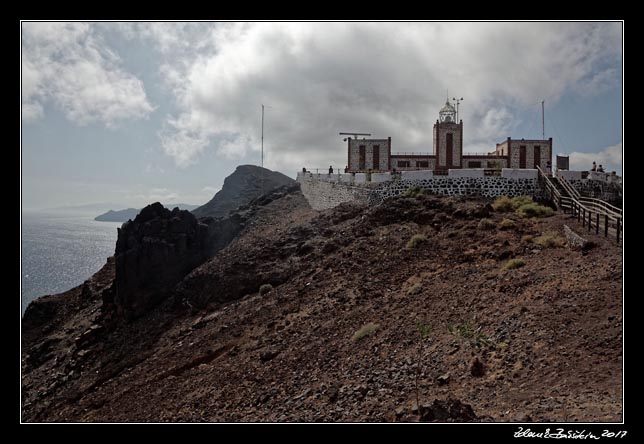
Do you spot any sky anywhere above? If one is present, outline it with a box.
[21,21,623,211]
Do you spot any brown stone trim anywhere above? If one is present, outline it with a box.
[519,145,527,168]
[533,145,541,168]
[462,155,508,159]
[459,120,463,168]
[548,137,553,166]
[390,155,436,159]
[446,132,453,168]
[388,136,392,170]
[435,120,441,167]
[507,137,512,167]
[372,145,380,170]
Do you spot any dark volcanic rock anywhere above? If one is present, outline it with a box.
[260,349,280,362]
[109,185,303,320]
[470,357,486,377]
[420,398,478,422]
[111,203,217,320]
[192,165,295,219]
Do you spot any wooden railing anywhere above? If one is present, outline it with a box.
[569,199,623,244]
[536,166,622,244]
[556,174,581,200]
[536,165,565,209]
[557,174,622,218]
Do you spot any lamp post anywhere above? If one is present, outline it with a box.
[452,97,463,122]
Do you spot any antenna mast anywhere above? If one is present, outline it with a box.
[541,100,545,140]
[261,104,264,196]
[339,132,372,139]
[452,97,464,122]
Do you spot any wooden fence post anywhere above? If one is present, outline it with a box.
[582,208,585,227]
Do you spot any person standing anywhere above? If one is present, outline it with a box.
[591,161,597,172]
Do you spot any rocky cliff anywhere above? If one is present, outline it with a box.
[103,184,303,322]
[106,203,215,321]
[192,165,295,219]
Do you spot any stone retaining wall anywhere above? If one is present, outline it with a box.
[368,177,542,206]
[568,179,621,202]
[298,176,374,210]
[298,174,544,210]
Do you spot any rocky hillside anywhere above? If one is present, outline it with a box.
[21,190,622,422]
[192,165,295,219]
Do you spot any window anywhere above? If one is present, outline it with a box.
[468,161,482,168]
[446,133,453,166]
[397,160,410,168]
[359,145,366,170]
[533,145,541,168]
[519,145,527,168]
[373,145,380,170]
[416,160,429,168]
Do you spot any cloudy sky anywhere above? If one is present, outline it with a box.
[21,21,623,210]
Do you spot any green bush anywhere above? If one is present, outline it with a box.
[511,195,534,208]
[521,235,534,244]
[492,196,514,212]
[448,321,491,348]
[504,258,526,270]
[499,218,516,229]
[406,234,427,249]
[352,322,380,341]
[259,284,273,295]
[403,186,424,198]
[534,231,566,248]
[477,218,496,230]
[516,203,553,218]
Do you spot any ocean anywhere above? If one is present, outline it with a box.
[21,211,121,315]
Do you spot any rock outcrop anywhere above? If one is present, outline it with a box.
[109,203,216,320]
[192,165,295,219]
[108,185,303,320]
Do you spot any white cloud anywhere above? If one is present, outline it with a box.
[144,164,165,174]
[569,142,622,174]
[201,186,220,194]
[138,22,620,172]
[21,22,154,127]
[148,187,179,202]
[216,136,253,159]
[158,118,210,168]
[113,22,216,55]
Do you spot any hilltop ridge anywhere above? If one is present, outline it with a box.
[192,165,294,219]
[21,187,622,422]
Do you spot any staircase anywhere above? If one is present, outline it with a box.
[548,177,571,202]
[536,166,622,245]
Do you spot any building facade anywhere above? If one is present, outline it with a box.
[346,100,551,173]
